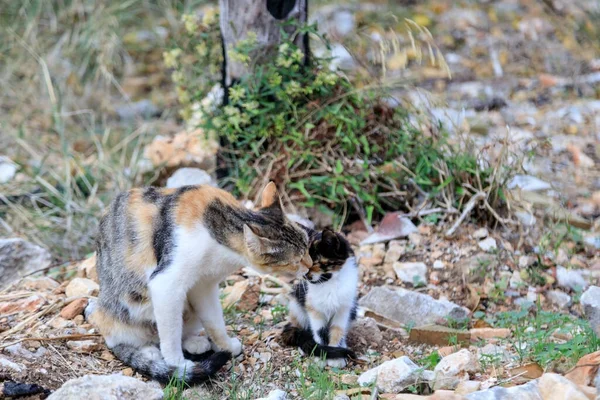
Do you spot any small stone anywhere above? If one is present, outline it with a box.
[510,270,525,289]
[556,266,588,291]
[359,287,469,326]
[347,317,383,349]
[565,351,600,386]
[358,356,421,393]
[537,373,589,400]
[77,254,98,282]
[455,380,481,395]
[470,328,511,340]
[341,374,358,385]
[580,286,600,335]
[50,317,75,329]
[478,238,497,252]
[0,238,52,288]
[508,175,551,191]
[100,351,115,361]
[546,290,572,308]
[408,233,422,247]
[360,214,417,245]
[433,260,446,269]
[515,211,537,226]
[409,325,470,346]
[0,156,17,183]
[0,294,46,314]
[0,356,25,373]
[393,262,427,285]
[73,315,85,325]
[478,344,510,362]
[65,278,99,298]
[5,343,46,360]
[465,380,540,399]
[433,349,480,390]
[122,368,134,377]
[256,389,287,400]
[166,167,215,188]
[384,244,404,264]
[66,340,101,353]
[372,243,386,260]
[61,298,89,320]
[115,99,159,120]
[473,228,488,239]
[47,374,163,400]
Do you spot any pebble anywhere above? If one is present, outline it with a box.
[0,156,17,183]
[478,237,497,252]
[66,340,101,353]
[392,262,428,285]
[434,349,480,390]
[47,374,163,400]
[556,266,588,291]
[65,278,99,298]
[358,356,421,393]
[546,290,572,308]
[473,228,489,239]
[166,167,215,188]
[60,298,89,320]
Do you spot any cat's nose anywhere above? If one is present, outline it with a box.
[301,253,312,268]
[296,266,309,279]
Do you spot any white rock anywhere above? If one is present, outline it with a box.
[466,380,540,399]
[0,156,17,183]
[166,167,214,188]
[47,374,163,400]
[329,44,355,70]
[66,278,99,298]
[0,356,25,373]
[392,262,427,285]
[546,290,572,308]
[556,266,588,291]
[455,380,481,395]
[515,211,537,226]
[537,373,589,400]
[0,238,52,288]
[434,349,480,390]
[433,260,445,269]
[580,286,600,335]
[357,356,421,393]
[509,270,525,289]
[508,175,551,191]
[256,389,287,400]
[473,228,489,239]
[359,286,469,328]
[478,237,497,252]
[584,235,600,249]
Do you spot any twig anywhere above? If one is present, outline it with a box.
[0,300,63,338]
[0,334,101,350]
[445,192,486,237]
[400,207,457,218]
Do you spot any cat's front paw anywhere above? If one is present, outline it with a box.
[183,335,211,354]
[212,337,243,356]
[326,358,347,368]
[174,359,196,377]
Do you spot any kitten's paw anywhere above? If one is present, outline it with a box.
[183,335,211,354]
[326,358,347,368]
[175,359,196,377]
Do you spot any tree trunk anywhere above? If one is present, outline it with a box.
[219,0,308,87]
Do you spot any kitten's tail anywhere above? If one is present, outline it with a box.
[280,324,356,359]
[111,343,231,384]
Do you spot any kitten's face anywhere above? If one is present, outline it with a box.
[305,229,353,283]
[243,183,311,277]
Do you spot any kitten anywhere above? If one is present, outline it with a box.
[88,182,311,384]
[281,228,358,367]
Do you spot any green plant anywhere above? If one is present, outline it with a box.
[271,304,288,324]
[494,305,600,368]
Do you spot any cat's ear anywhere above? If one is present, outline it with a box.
[243,224,275,254]
[259,182,282,210]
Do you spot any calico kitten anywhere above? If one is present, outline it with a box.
[88,182,311,384]
[281,229,358,367]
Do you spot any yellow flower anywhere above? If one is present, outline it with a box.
[195,43,207,57]
[229,86,245,102]
[229,49,250,65]
[171,71,184,84]
[291,48,304,63]
[224,105,240,117]
[182,14,198,34]
[179,107,192,121]
[202,8,218,26]
[269,72,282,86]
[242,101,259,111]
[177,87,190,104]
[278,43,290,55]
[285,80,302,97]
[163,48,182,68]
[277,55,293,68]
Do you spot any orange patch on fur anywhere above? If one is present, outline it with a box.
[125,190,158,274]
[174,186,239,229]
[329,325,344,345]
[88,307,116,337]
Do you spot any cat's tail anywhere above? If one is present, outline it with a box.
[111,343,231,384]
[280,324,356,359]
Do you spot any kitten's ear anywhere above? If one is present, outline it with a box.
[320,229,340,252]
[243,224,264,253]
[259,182,282,210]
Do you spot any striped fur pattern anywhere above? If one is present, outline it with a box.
[281,229,358,367]
[89,182,311,383]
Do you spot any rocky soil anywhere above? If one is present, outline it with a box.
[1,0,600,399]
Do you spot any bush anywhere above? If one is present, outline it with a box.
[170,14,509,225]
